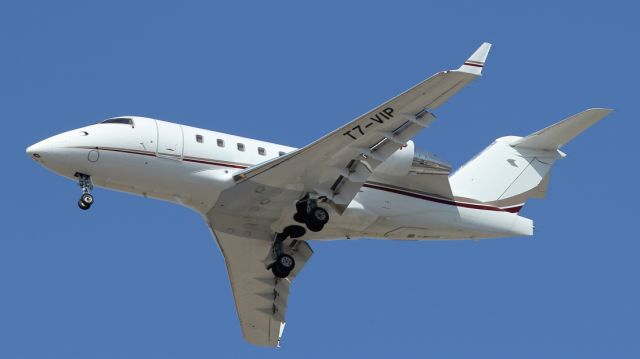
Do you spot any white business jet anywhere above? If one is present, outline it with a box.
[26,43,612,346]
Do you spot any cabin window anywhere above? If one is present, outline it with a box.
[196,134,204,143]
[258,147,266,156]
[278,151,286,156]
[217,139,225,147]
[100,117,134,126]
[237,143,245,152]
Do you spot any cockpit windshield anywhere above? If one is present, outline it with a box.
[100,117,134,126]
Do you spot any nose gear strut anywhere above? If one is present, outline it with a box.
[75,173,94,210]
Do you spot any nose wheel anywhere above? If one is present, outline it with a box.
[78,193,94,210]
[75,173,94,210]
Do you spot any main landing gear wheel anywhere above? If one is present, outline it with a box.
[269,230,299,279]
[305,207,329,232]
[271,254,295,278]
[282,225,306,239]
[306,220,323,232]
[294,197,330,232]
[293,199,308,223]
[293,212,306,224]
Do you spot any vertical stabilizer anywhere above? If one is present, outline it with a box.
[450,108,613,211]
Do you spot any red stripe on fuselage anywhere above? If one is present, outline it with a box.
[79,146,249,169]
[183,157,247,169]
[84,146,522,213]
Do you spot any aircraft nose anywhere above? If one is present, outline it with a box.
[27,132,80,176]
[26,136,65,161]
[26,140,47,160]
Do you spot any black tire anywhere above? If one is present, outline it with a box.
[78,200,90,210]
[283,225,306,239]
[271,254,295,278]
[277,254,295,271]
[310,207,329,225]
[80,193,94,206]
[293,212,306,224]
[295,199,308,215]
[306,220,324,232]
[271,264,290,279]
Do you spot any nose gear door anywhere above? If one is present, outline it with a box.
[155,120,184,159]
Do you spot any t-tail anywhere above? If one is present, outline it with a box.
[449,108,613,212]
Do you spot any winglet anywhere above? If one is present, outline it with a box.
[458,42,492,75]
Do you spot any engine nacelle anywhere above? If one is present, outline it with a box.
[373,140,416,176]
[373,140,452,177]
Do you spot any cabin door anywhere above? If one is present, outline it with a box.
[156,121,184,159]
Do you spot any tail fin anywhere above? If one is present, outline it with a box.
[449,108,613,211]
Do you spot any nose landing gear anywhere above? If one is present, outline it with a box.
[76,173,94,210]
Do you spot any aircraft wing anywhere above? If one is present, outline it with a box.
[229,42,492,213]
[209,228,313,347]
[206,43,491,346]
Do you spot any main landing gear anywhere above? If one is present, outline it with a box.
[293,197,329,232]
[268,195,329,278]
[269,225,306,278]
[76,173,94,210]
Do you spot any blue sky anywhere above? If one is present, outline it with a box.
[2,0,638,357]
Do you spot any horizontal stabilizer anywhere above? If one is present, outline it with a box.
[457,42,492,76]
[511,108,613,150]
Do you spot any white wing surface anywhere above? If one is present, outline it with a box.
[207,43,491,346]
[210,229,313,347]
[228,42,492,213]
